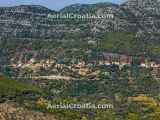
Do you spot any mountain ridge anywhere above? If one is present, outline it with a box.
[0,2,120,12]
[0,0,159,39]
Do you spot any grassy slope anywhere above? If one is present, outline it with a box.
[100,32,160,58]
[100,32,140,54]
[0,75,42,96]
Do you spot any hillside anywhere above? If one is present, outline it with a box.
[0,102,57,120]
[0,1,160,57]
[0,0,159,39]
[0,0,160,80]
[0,75,43,102]
[0,1,160,119]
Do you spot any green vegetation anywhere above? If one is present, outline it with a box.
[99,32,140,55]
[99,32,160,58]
[28,65,160,120]
[1,32,160,120]
[0,75,42,97]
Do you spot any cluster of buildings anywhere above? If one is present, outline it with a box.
[101,52,160,69]
[9,51,160,80]
[10,57,100,80]
[101,53,132,67]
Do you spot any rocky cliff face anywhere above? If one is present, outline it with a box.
[122,0,160,32]
[0,0,160,39]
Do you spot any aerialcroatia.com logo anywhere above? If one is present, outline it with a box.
[48,13,114,20]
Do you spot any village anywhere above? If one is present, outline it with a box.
[8,50,160,81]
